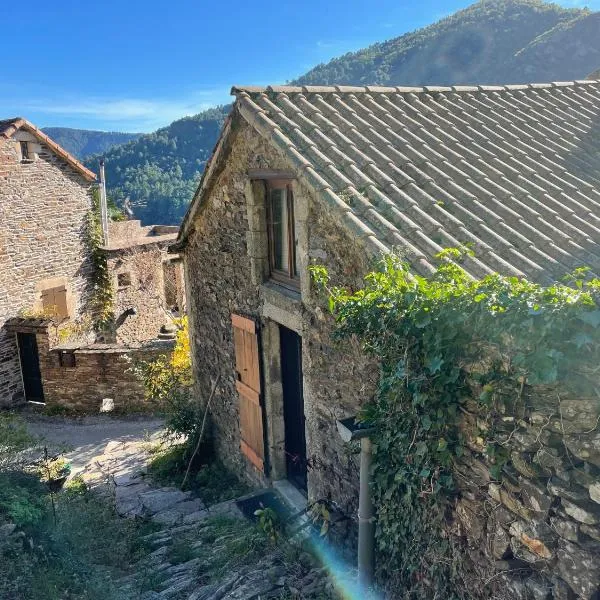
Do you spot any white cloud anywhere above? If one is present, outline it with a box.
[1,87,232,132]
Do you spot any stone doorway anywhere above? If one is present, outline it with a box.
[279,326,307,491]
[17,332,44,402]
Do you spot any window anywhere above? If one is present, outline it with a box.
[20,141,30,161]
[117,272,132,288]
[266,182,298,286]
[41,286,69,320]
[58,351,76,368]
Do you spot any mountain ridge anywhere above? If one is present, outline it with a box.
[41,127,141,160]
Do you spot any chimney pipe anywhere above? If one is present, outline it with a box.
[98,159,109,246]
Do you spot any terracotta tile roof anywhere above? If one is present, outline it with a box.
[0,117,96,181]
[224,82,600,282]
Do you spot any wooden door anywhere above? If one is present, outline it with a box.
[231,314,265,472]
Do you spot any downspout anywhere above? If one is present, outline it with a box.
[358,436,375,589]
[336,416,376,592]
[98,159,109,246]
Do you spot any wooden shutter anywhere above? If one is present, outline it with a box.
[41,286,68,319]
[231,314,265,472]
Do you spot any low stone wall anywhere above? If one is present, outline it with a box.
[452,380,600,599]
[39,337,174,412]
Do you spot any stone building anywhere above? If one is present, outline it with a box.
[175,81,600,598]
[0,118,96,407]
[103,219,184,345]
[0,118,182,412]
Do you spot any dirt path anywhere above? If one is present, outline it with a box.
[22,412,165,475]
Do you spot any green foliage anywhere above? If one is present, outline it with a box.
[147,444,249,505]
[294,0,595,88]
[254,505,280,542]
[85,107,229,225]
[87,188,114,331]
[313,250,600,598]
[0,413,35,471]
[0,474,158,599]
[0,471,47,527]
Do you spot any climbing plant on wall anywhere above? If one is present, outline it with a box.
[87,188,114,332]
[311,250,600,598]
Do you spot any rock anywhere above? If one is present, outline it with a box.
[547,478,589,503]
[512,452,545,479]
[509,520,555,558]
[526,576,552,600]
[534,447,564,473]
[456,498,485,543]
[100,398,114,412]
[489,523,511,559]
[589,482,600,504]
[551,577,577,600]
[561,499,600,525]
[520,478,552,514]
[138,488,191,515]
[564,432,600,467]
[556,540,600,599]
[580,523,600,541]
[550,517,579,543]
[559,398,600,434]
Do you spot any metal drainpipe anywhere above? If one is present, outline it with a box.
[358,436,375,591]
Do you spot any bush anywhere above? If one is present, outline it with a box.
[0,413,36,471]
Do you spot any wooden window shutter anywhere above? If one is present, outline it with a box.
[41,286,68,319]
[231,314,265,472]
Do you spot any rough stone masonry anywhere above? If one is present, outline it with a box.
[0,125,94,406]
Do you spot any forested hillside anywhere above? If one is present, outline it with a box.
[295,0,600,86]
[84,107,228,224]
[88,0,600,225]
[42,127,140,159]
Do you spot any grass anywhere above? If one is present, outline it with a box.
[0,471,160,600]
[166,515,272,582]
[147,444,250,505]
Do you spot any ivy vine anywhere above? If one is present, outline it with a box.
[311,250,600,598]
[87,188,114,332]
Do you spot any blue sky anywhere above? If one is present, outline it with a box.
[1,0,597,132]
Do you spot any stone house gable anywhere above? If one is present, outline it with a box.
[177,116,378,525]
[0,119,96,406]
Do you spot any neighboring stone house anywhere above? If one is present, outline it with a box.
[0,118,96,407]
[103,219,183,345]
[0,119,182,412]
[175,81,600,598]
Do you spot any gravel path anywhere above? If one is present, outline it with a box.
[21,412,165,475]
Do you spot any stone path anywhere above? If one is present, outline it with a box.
[75,431,339,599]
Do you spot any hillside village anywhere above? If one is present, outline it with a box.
[2,1,600,599]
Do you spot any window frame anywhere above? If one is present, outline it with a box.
[19,141,31,161]
[265,180,299,289]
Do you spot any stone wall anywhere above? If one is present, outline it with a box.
[183,117,378,508]
[451,379,600,600]
[106,243,179,345]
[0,134,94,406]
[39,335,173,412]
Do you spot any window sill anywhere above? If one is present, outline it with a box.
[263,279,301,300]
[20,159,35,164]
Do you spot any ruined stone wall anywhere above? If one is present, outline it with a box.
[39,335,172,412]
[183,117,377,501]
[0,136,94,406]
[451,376,600,599]
[107,242,176,345]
